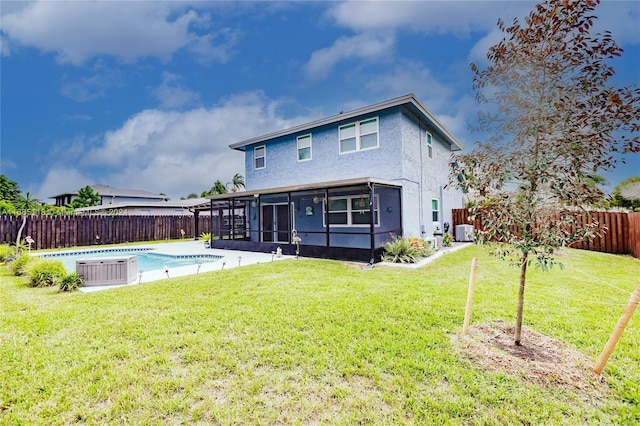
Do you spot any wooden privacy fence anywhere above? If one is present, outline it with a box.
[0,215,211,250]
[452,209,640,259]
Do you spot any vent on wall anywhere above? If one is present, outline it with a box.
[76,256,137,286]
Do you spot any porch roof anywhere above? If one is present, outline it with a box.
[200,177,401,210]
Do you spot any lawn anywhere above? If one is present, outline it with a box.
[1,245,639,424]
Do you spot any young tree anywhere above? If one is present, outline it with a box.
[202,180,228,197]
[68,185,100,209]
[451,0,640,345]
[0,174,21,203]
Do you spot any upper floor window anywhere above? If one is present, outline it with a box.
[426,131,433,159]
[254,145,266,169]
[297,134,312,162]
[339,117,379,154]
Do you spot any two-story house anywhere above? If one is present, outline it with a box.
[205,94,465,262]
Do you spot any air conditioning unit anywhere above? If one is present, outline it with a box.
[455,224,474,242]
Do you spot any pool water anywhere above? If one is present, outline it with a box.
[41,248,222,273]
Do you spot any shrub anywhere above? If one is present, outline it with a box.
[27,259,67,287]
[60,272,83,292]
[442,232,454,247]
[9,254,32,276]
[0,244,16,262]
[382,235,434,263]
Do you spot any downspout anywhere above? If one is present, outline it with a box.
[419,119,425,237]
[439,185,444,232]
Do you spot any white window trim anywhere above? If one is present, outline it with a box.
[426,131,433,159]
[431,198,440,225]
[323,195,380,228]
[254,145,266,170]
[297,134,312,162]
[339,117,379,154]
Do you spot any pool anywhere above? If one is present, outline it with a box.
[40,248,222,273]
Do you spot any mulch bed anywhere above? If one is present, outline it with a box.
[452,320,609,400]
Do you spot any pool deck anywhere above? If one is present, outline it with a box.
[41,241,294,293]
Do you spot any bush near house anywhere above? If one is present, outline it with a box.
[382,235,434,263]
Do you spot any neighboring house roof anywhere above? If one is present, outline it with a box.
[50,184,165,200]
[229,93,464,152]
[75,198,209,213]
[619,181,640,201]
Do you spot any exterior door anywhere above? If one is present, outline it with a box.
[261,203,292,243]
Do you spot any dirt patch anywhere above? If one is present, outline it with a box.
[452,320,609,399]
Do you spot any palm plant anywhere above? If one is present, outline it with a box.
[227,173,245,193]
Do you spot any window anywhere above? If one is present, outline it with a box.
[254,145,265,169]
[297,134,312,161]
[426,131,433,159]
[339,117,379,153]
[324,195,379,227]
[432,199,440,223]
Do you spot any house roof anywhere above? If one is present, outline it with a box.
[50,184,165,200]
[229,93,464,152]
[204,177,401,202]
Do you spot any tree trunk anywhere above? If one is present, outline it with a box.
[514,252,528,346]
[15,214,27,249]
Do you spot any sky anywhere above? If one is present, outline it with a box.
[1,0,638,202]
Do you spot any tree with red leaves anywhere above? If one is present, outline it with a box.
[451,0,640,345]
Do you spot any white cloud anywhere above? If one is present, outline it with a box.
[152,72,201,109]
[365,61,454,111]
[35,92,314,200]
[326,1,522,36]
[60,64,124,102]
[34,167,94,201]
[596,1,640,46]
[304,32,395,79]
[1,1,234,65]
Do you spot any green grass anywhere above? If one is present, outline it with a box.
[1,245,639,424]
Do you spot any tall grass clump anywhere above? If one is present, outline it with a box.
[27,258,67,287]
[8,253,32,276]
[382,235,434,263]
[0,243,16,262]
[59,272,83,292]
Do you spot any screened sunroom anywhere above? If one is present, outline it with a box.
[202,177,402,262]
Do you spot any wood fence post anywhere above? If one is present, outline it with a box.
[593,285,640,375]
[463,257,479,335]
